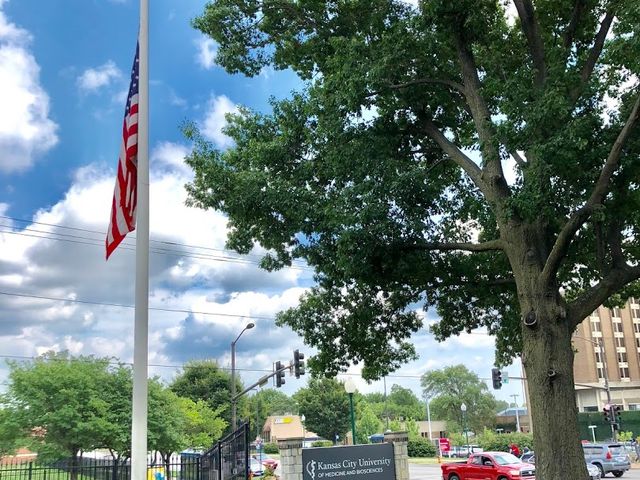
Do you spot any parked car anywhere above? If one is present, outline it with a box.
[249,458,264,477]
[252,454,278,470]
[520,451,601,479]
[582,443,631,478]
[441,452,535,480]
[446,445,483,458]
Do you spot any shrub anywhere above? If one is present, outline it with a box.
[263,442,279,454]
[476,430,534,452]
[311,440,333,448]
[408,438,436,457]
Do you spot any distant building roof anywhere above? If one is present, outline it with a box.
[262,415,319,442]
[497,407,528,417]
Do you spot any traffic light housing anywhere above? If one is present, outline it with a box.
[614,404,622,423]
[491,368,502,390]
[294,349,305,378]
[603,404,611,423]
[275,361,286,388]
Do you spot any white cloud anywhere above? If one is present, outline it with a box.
[77,60,122,93]
[0,3,58,173]
[195,37,217,70]
[201,94,239,149]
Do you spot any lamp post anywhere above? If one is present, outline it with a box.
[231,322,255,431]
[301,414,306,448]
[344,377,357,445]
[425,395,433,441]
[460,403,469,454]
[588,425,597,443]
[510,394,521,432]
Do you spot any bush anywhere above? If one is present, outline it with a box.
[263,442,279,454]
[408,438,437,457]
[476,430,534,452]
[311,440,333,448]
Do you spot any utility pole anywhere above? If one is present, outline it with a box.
[510,394,521,432]
[599,337,617,441]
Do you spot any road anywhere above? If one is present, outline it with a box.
[409,462,640,480]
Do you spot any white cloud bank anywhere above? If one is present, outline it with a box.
[195,37,217,70]
[0,2,58,173]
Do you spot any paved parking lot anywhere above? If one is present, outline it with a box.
[409,462,640,480]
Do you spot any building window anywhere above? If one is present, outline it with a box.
[633,309,640,319]
[592,310,601,319]
[597,367,605,379]
[612,307,622,318]
[616,337,626,348]
[595,350,604,363]
[591,319,602,333]
[619,367,630,379]
[629,404,640,411]
[613,321,624,333]
[583,406,599,412]
[634,321,640,333]
[618,352,628,363]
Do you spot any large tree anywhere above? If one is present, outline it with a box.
[170,359,243,433]
[293,378,351,443]
[6,352,114,477]
[186,1,640,478]
[421,364,498,434]
[242,388,297,437]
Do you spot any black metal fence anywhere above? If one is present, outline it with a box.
[201,423,249,480]
[0,455,201,480]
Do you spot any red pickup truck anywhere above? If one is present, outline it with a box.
[441,452,536,480]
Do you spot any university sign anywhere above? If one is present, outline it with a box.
[302,443,395,480]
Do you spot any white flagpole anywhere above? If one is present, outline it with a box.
[132,1,149,480]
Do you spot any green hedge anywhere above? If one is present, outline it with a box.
[263,442,279,454]
[578,411,640,442]
[476,430,534,452]
[408,438,437,457]
[311,440,333,447]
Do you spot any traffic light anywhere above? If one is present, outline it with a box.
[614,404,622,423]
[603,404,611,423]
[491,368,502,390]
[294,350,305,379]
[275,361,286,388]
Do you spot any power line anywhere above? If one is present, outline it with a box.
[0,215,312,270]
[0,290,276,321]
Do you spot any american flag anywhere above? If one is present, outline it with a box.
[106,44,140,259]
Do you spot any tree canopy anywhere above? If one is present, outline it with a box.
[187,1,640,478]
[294,378,351,443]
[421,364,498,433]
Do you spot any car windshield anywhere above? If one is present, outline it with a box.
[492,453,522,465]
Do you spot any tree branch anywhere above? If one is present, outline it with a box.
[385,78,466,95]
[570,11,614,103]
[411,239,506,253]
[452,34,510,202]
[513,0,547,87]
[540,91,640,286]
[568,264,640,328]
[510,150,527,168]
[562,0,587,52]
[421,119,491,197]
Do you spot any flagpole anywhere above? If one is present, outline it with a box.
[132,0,149,479]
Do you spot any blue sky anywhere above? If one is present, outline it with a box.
[0,0,525,407]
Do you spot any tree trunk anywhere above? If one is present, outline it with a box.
[507,224,589,479]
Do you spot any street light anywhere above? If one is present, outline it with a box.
[460,403,469,454]
[344,377,357,445]
[425,395,433,441]
[231,322,255,431]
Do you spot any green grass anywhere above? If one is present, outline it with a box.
[0,463,114,480]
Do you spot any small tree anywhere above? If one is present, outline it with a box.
[294,378,350,444]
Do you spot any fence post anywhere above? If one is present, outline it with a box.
[217,442,222,480]
[28,462,32,480]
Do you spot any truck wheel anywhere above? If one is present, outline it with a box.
[612,472,624,478]
[448,475,460,480]
[594,464,605,478]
